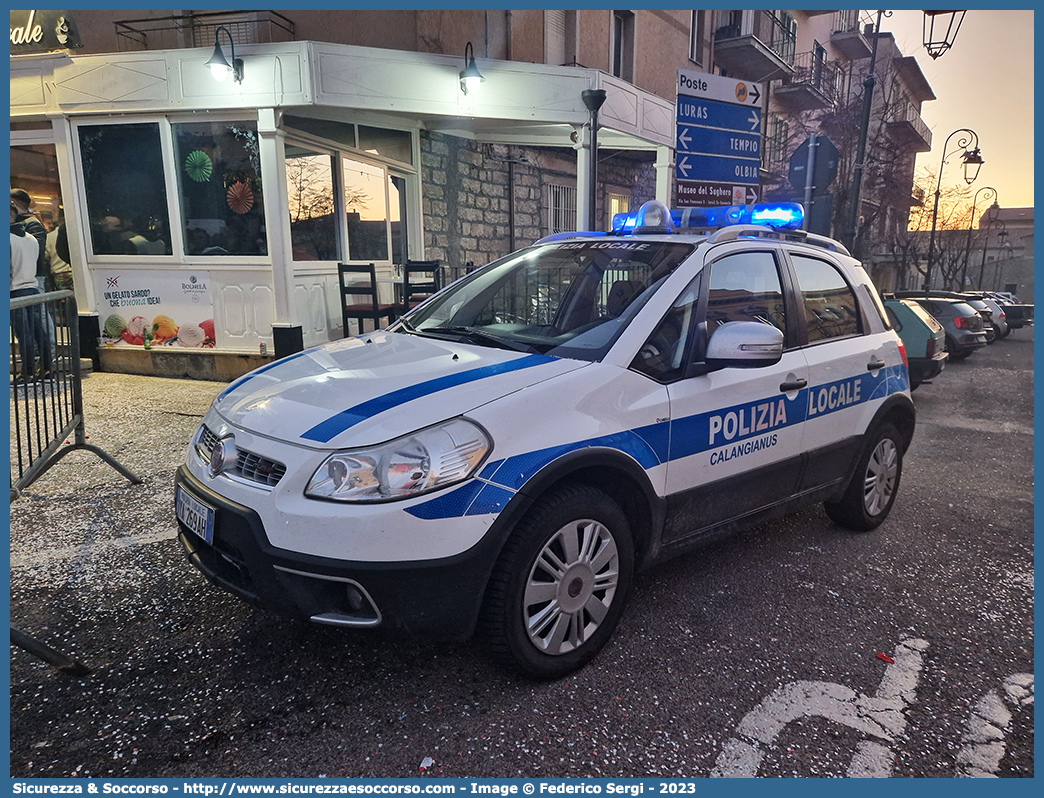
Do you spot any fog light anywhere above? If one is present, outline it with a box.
[347,586,365,612]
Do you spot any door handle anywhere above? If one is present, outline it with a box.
[867,358,886,371]
[779,378,807,392]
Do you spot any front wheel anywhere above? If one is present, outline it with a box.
[482,484,634,679]
[825,423,903,531]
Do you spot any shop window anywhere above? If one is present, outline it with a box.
[343,156,389,262]
[607,192,629,229]
[77,123,173,256]
[389,175,408,264]
[286,144,338,262]
[10,143,62,228]
[173,121,267,256]
[358,126,413,166]
[284,115,357,151]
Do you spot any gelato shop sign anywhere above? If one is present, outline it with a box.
[10,10,82,53]
[96,271,215,349]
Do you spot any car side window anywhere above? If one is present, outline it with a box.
[705,251,787,343]
[631,273,701,382]
[790,254,862,343]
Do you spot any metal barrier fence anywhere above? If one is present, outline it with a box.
[9,290,141,675]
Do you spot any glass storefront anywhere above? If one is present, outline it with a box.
[173,121,267,256]
[77,123,173,256]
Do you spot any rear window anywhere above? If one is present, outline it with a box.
[905,301,943,332]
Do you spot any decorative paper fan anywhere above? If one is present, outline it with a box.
[226,182,254,214]
[184,150,212,182]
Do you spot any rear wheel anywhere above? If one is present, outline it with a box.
[483,484,634,679]
[825,423,903,531]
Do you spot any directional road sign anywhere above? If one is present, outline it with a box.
[675,68,764,208]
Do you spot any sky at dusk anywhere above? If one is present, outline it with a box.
[881,8,1034,210]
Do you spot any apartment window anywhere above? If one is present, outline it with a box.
[689,11,706,65]
[612,11,634,81]
[545,10,578,66]
[764,116,789,173]
[544,183,577,235]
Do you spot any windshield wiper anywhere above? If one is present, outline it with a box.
[419,325,538,353]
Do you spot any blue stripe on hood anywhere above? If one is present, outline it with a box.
[300,353,558,443]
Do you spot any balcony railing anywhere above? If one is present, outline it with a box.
[887,101,933,151]
[777,50,842,107]
[115,11,295,52]
[713,10,796,66]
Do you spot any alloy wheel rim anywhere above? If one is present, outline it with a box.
[523,519,619,656]
[863,438,899,516]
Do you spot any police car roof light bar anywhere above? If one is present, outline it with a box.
[612,200,675,235]
[671,202,805,231]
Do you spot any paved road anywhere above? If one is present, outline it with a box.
[9,328,1033,779]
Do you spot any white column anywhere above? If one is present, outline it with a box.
[655,145,673,205]
[575,126,593,231]
[256,108,295,330]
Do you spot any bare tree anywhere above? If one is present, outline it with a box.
[285,156,369,260]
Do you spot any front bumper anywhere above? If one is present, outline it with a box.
[175,466,503,640]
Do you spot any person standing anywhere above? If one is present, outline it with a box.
[10,203,51,382]
[11,187,57,353]
[45,220,73,292]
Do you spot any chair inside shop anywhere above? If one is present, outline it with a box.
[402,260,442,310]
[338,263,403,335]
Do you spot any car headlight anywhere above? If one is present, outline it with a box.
[305,418,491,502]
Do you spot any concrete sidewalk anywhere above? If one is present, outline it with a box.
[9,371,224,601]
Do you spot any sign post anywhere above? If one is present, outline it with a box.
[675,68,763,208]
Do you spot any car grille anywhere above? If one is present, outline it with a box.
[196,425,287,488]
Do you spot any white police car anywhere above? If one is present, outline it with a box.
[175,200,914,678]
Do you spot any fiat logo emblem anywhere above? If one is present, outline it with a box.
[209,437,236,478]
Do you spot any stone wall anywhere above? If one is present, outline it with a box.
[420,131,656,270]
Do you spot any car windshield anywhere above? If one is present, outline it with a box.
[394,240,696,361]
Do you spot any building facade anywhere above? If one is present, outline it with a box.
[9,9,936,377]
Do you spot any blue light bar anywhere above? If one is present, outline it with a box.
[670,202,805,231]
[612,200,675,234]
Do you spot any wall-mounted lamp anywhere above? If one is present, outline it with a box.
[922,10,966,59]
[204,26,244,84]
[459,42,484,95]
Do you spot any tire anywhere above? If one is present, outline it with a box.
[482,484,634,679]
[824,423,903,532]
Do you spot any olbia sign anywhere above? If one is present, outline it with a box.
[10,10,82,53]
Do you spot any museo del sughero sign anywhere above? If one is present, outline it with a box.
[10,10,82,54]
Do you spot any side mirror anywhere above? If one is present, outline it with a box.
[705,321,784,369]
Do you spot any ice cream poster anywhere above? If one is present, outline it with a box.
[95,270,215,349]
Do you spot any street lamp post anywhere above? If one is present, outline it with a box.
[995,238,1014,291]
[977,207,1004,290]
[961,186,996,289]
[924,128,983,292]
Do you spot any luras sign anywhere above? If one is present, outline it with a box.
[10,10,82,53]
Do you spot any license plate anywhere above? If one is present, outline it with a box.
[176,485,215,544]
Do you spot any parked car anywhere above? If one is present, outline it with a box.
[901,296,987,360]
[979,295,1009,339]
[883,297,948,390]
[175,200,915,677]
[984,291,1034,331]
[896,291,995,344]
